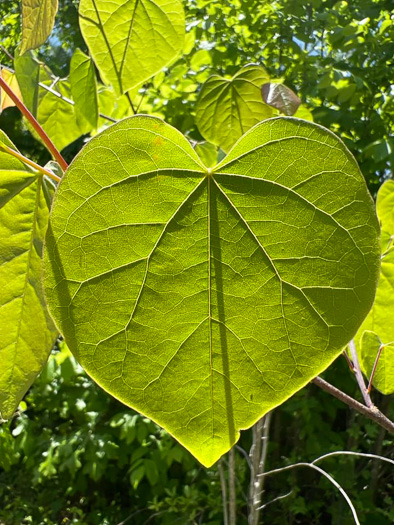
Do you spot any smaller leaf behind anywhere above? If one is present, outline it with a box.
[70,49,99,132]
[355,179,394,394]
[360,331,394,395]
[195,65,273,153]
[79,0,185,95]
[20,0,59,55]
[14,48,40,117]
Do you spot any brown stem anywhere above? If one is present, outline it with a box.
[312,376,394,434]
[0,75,68,171]
[367,345,384,394]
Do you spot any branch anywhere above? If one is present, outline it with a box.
[312,376,394,434]
[0,74,68,171]
[260,461,361,525]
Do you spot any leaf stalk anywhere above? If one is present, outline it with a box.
[0,74,68,171]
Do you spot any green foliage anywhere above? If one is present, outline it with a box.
[356,179,394,394]
[44,115,380,465]
[36,77,83,151]
[14,49,40,117]
[195,65,272,152]
[70,48,98,132]
[20,0,59,54]
[0,131,57,420]
[79,0,185,95]
[0,0,393,522]
[0,343,228,525]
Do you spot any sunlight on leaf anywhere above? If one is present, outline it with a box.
[356,179,394,394]
[79,0,185,95]
[70,49,99,132]
[44,116,380,466]
[195,65,273,153]
[20,0,58,54]
[0,130,57,420]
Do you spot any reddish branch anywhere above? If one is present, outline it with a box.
[0,75,68,171]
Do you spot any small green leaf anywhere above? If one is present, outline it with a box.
[70,49,99,132]
[79,0,185,95]
[0,132,57,420]
[14,49,40,117]
[195,65,273,153]
[261,83,302,116]
[20,0,58,54]
[360,331,394,395]
[44,116,380,466]
[36,79,83,151]
[194,142,218,168]
[356,180,394,394]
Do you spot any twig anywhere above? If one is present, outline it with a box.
[367,345,384,393]
[312,376,394,434]
[348,339,373,407]
[126,91,137,114]
[260,462,361,525]
[229,448,236,525]
[256,490,293,511]
[0,63,117,124]
[311,450,394,467]
[248,412,272,525]
[342,350,354,371]
[0,74,68,171]
[0,143,61,183]
[0,45,14,62]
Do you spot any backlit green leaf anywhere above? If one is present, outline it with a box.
[195,65,273,153]
[194,142,218,168]
[355,179,394,394]
[14,49,40,117]
[70,49,99,133]
[0,131,57,420]
[20,0,58,54]
[360,332,394,394]
[79,0,185,95]
[36,79,83,151]
[44,116,380,466]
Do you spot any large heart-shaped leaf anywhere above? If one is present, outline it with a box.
[79,0,185,95]
[195,65,273,153]
[44,116,380,466]
[355,179,394,394]
[0,130,57,420]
